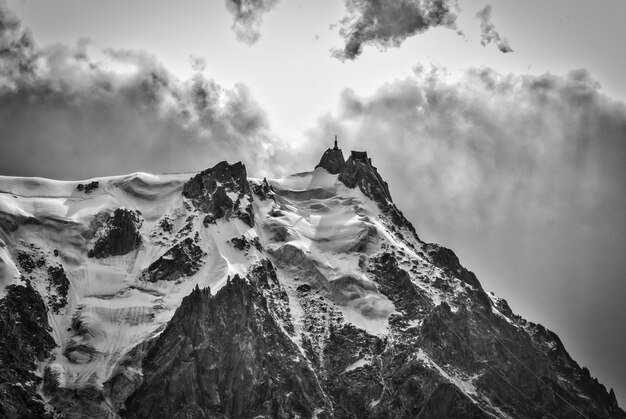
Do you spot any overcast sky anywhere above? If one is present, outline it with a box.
[1,0,626,407]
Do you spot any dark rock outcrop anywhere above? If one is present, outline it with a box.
[76,181,99,194]
[338,151,392,204]
[17,251,40,273]
[415,293,622,418]
[251,178,274,200]
[13,245,69,315]
[338,151,421,243]
[158,216,173,233]
[140,237,204,283]
[123,262,330,418]
[322,324,385,418]
[369,252,433,320]
[88,208,143,258]
[14,246,69,314]
[183,161,254,227]
[364,251,626,418]
[229,235,261,252]
[0,283,56,418]
[425,243,483,290]
[47,265,69,313]
[417,383,489,419]
[316,146,346,174]
[527,322,625,417]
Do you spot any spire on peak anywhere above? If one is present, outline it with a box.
[315,136,345,174]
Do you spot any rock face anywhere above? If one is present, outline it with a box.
[339,151,421,243]
[141,237,205,283]
[364,251,624,418]
[0,149,624,418]
[183,161,254,227]
[88,208,143,258]
[46,265,70,313]
[76,181,99,194]
[416,383,488,419]
[425,243,482,290]
[338,151,392,204]
[15,244,70,314]
[123,261,330,418]
[0,283,56,418]
[316,146,346,174]
[251,178,274,201]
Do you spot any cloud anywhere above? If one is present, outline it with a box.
[218,0,510,59]
[311,66,626,230]
[476,5,513,53]
[0,1,291,179]
[331,0,459,60]
[224,0,280,44]
[0,0,36,83]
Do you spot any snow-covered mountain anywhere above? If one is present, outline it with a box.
[0,146,623,418]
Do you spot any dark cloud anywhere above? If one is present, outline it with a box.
[332,0,459,60]
[308,66,626,403]
[0,1,290,179]
[218,0,509,59]
[0,1,36,82]
[476,5,513,53]
[224,0,280,44]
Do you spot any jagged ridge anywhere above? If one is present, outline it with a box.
[123,261,330,418]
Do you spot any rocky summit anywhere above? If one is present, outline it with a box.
[0,147,624,418]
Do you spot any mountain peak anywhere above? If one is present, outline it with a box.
[315,136,345,174]
[325,146,420,242]
[315,139,391,205]
[182,160,253,226]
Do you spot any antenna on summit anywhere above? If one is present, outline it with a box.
[334,135,338,149]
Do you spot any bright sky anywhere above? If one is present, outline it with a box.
[4,0,626,408]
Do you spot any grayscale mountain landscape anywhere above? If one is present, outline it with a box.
[1,0,626,417]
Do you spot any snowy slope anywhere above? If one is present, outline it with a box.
[0,172,253,389]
